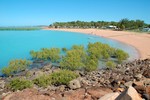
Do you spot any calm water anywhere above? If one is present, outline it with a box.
[0,30,139,69]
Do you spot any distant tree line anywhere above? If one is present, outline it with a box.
[0,27,41,31]
[49,19,150,30]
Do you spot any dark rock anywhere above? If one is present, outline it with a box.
[143,69,150,78]
[116,86,142,100]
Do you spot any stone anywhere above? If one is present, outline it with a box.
[42,64,52,72]
[0,80,5,90]
[124,81,133,87]
[134,74,143,81]
[99,92,120,100]
[134,85,146,94]
[133,81,143,86]
[3,89,51,100]
[143,69,150,78]
[87,87,112,99]
[69,79,81,90]
[143,79,150,86]
[146,86,150,96]
[116,86,142,100]
[63,89,85,100]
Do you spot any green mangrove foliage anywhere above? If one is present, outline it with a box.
[8,78,33,91]
[50,70,79,85]
[33,70,78,87]
[115,49,129,63]
[30,48,60,62]
[60,49,86,70]
[1,59,31,76]
[29,42,129,71]
[106,61,116,69]
[33,74,51,88]
[84,57,98,71]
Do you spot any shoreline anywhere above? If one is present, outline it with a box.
[43,28,150,59]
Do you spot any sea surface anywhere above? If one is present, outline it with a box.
[0,30,139,69]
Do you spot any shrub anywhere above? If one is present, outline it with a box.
[33,74,51,88]
[85,57,98,72]
[115,49,129,63]
[8,78,33,91]
[60,49,86,70]
[1,59,31,76]
[50,70,79,85]
[106,61,116,69]
[30,48,60,62]
[62,47,67,52]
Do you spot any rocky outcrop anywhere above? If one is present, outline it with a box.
[116,86,142,100]
[69,78,81,90]
[99,92,120,100]
[1,58,150,100]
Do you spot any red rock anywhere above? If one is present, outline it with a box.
[146,86,150,96]
[63,88,85,100]
[99,92,120,100]
[87,87,112,99]
[3,89,51,100]
[116,86,142,100]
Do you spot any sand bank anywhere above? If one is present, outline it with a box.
[44,28,150,59]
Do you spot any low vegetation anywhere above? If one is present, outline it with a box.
[29,42,128,71]
[33,70,78,87]
[50,70,79,85]
[1,59,31,76]
[8,78,33,91]
[30,48,60,62]
[33,74,51,88]
[106,61,116,69]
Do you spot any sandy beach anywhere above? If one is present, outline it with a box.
[44,28,150,59]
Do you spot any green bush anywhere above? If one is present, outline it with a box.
[2,59,31,76]
[30,48,60,62]
[33,74,51,88]
[106,61,116,69]
[60,49,86,70]
[50,70,79,85]
[85,57,98,72]
[8,78,33,91]
[115,49,129,63]
[62,47,67,52]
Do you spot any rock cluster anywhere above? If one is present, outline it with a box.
[1,59,150,100]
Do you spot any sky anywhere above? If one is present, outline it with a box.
[0,0,150,26]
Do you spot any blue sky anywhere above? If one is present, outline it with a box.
[0,0,150,26]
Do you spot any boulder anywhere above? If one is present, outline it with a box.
[143,69,150,78]
[0,80,5,90]
[143,79,150,86]
[3,89,51,100]
[69,79,81,90]
[87,87,112,99]
[99,92,120,100]
[134,74,143,81]
[116,86,142,100]
[63,88,85,100]
[42,64,52,72]
[124,81,133,87]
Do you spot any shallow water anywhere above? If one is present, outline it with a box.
[0,30,139,69]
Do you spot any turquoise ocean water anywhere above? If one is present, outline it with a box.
[0,30,139,69]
